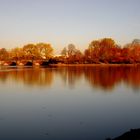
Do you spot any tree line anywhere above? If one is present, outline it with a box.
[0,43,53,62]
[0,38,140,64]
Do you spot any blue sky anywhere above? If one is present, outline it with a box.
[0,0,140,53]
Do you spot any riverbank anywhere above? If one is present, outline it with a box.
[0,63,140,68]
[50,63,140,67]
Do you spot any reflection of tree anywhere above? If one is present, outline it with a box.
[1,66,140,91]
[0,68,53,87]
[0,71,9,83]
[84,66,140,90]
[55,67,84,89]
[56,66,140,91]
[84,66,122,90]
[67,67,84,88]
[124,66,140,88]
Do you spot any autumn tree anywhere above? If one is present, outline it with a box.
[109,46,122,63]
[36,43,53,60]
[67,44,83,63]
[97,38,116,63]
[0,48,9,61]
[87,40,100,63]
[67,44,77,57]
[23,44,40,62]
[129,40,140,63]
[9,47,25,62]
[85,38,118,63]
[74,50,83,63]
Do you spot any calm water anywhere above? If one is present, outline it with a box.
[0,65,140,140]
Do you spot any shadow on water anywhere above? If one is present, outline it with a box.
[0,65,140,90]
[106,128,140,140]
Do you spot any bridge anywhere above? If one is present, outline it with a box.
[0,60,56,66]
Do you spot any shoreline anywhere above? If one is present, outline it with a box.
[49,63,140,67]
[0,63,140,68]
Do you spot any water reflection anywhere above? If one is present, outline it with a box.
[0,67,53,87]
[84,66,140,91]
[0,66,140,140]
[54,67,84,89]
[53,65,140,91]
[0,65,140,90]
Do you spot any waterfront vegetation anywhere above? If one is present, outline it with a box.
[0,38,140,66]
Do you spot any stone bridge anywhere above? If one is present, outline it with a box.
[0,60,53,66]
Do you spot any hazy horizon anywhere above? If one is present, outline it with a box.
[0,0,140,54]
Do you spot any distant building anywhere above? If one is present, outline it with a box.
[53,54,62,57]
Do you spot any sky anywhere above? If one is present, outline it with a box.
[0,0,140,54]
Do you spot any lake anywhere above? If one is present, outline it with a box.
[0,65,140,140]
